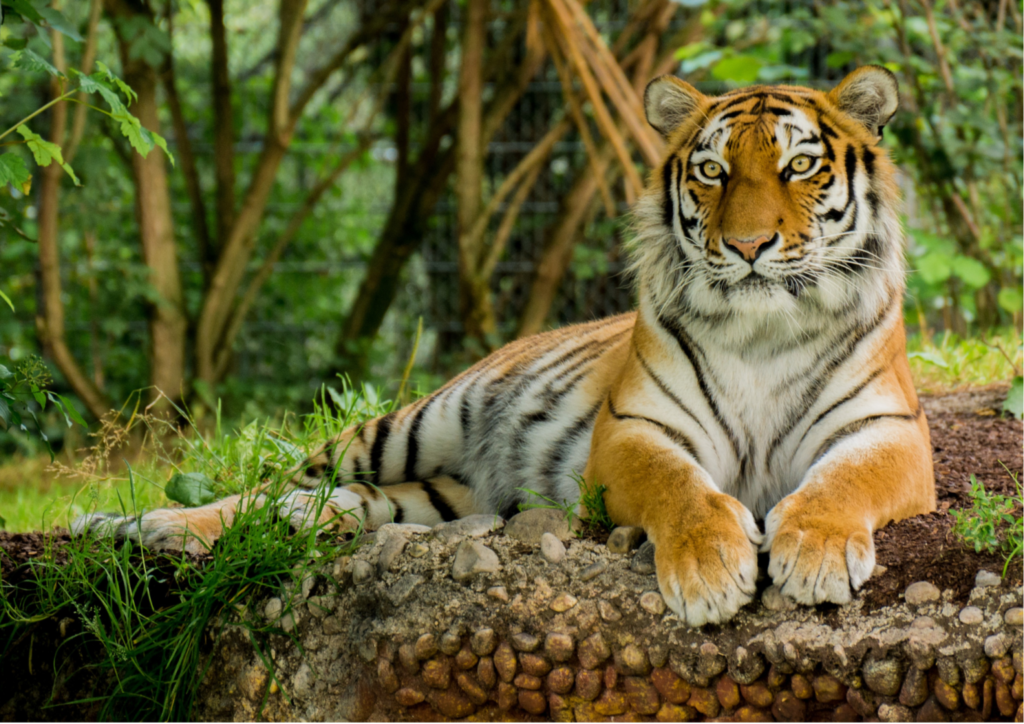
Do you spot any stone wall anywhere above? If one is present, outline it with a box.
[195,511,1024,722]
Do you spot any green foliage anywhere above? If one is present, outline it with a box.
[950,471,1023,578]
[905,328,1022,394]
[0,355,84,465]
[576,474,614,534]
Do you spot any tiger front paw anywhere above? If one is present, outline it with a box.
[653,493,762,626]
[763,494,874,606]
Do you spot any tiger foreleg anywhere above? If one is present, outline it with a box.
[587,405,762,627]
[764,416,934,605]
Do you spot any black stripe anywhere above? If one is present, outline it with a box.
[862,147,875,177]
[369,412,395,485]
[607,397,699,462]
[796,365,887,450]
[392,500,404,524]
[404,395,438,482]
[662,152,675,229]
[812,412,918,464]
[459,392,472,436]
[656,314,741,457]
[634,347,710,440]
[422,480,459,522]
[541,400,603,483]
[765,302,892,464]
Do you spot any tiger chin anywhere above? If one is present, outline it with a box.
[74,66,935,627]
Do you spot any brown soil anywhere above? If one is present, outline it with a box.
[1,386,1021,612]
[864,383,1023,609]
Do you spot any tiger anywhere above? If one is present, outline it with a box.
[74,66,935,626]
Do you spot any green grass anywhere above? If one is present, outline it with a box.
[906,327,1022,395]
[516,471,615,536]
[0,380,393,720]
[950,468,1023,578]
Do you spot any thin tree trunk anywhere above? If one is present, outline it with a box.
[35,25,112,420]
[109,0,187,409]
[208,0,236,248]
[455,0,492,344]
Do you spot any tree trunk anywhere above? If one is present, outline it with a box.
[455,0,493,345]
[208,0,236,249]
[109,0,187,410]
[35,27,112,420]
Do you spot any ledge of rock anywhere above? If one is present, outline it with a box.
[195,512,1023,722]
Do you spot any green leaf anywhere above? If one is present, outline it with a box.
[165,472,217,507]
[998,287,1023,314]
[110,108,154,157]
[95,61,137,104]
[16,125,63,166]
[0,365,11,380]
[52,392,87,427]
[907,351,949,369]
[826,51,856,69]
[1003,376,1023,421]
[0,153,31,191]
[2,38,28,51]
[711,55,764,83]
[11,48,65,79]
[952,255,990,288]
[60,161,80,186]
[0,396,10,430]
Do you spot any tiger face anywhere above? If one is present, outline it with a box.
[642,67,901,322]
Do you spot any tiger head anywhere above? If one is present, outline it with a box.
[635,66,903,325]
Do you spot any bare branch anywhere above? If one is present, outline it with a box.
[208,0,237,243]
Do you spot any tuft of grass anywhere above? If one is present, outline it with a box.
[0,378,392,720]
[515,472,616,537]
[950,468,1023,578]
[907,327,1022,395]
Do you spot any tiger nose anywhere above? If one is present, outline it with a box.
[724,234,776,263]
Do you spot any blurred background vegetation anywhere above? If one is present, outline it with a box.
[0,0,1021,527]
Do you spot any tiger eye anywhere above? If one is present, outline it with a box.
[789,155,813,173]
[701,161,723,179]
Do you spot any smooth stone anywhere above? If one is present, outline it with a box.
[487,585,509,602]
[433,514,505,542]
[377,534,408,574]
[264,597,283,620]
[975,569,1001,588]
[904,581,941,606]
[407,542,429,558]
[640,591,666,615]
[1004,607,1023,626]
[607,526,644,554]
[958,606,984,625]
[580,560,607,581]
[598,600,621,622]
[550,593,578,612]
[984,634,1011,658]
[631,540,656,575]
[540,532,566,564]
[452,540,501,582]
[388,573,424,605]
[504,508,577,544]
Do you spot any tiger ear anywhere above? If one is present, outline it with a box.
[644,75,706,137]
[828,65,899,139]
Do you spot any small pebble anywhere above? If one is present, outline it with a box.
[959,606,984,625]
[540,532,566,564]
[904,581,940,606]
[579,560,607,582]
[598,600,621,622]
[639,590,666,615]
[975,569,1001,588]
[984,633,1011,658]
[1004,607,1023,627]
[264,597,283,620]
[550,593,578,612]
[487,586,509,602]
[407,542,429,558]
